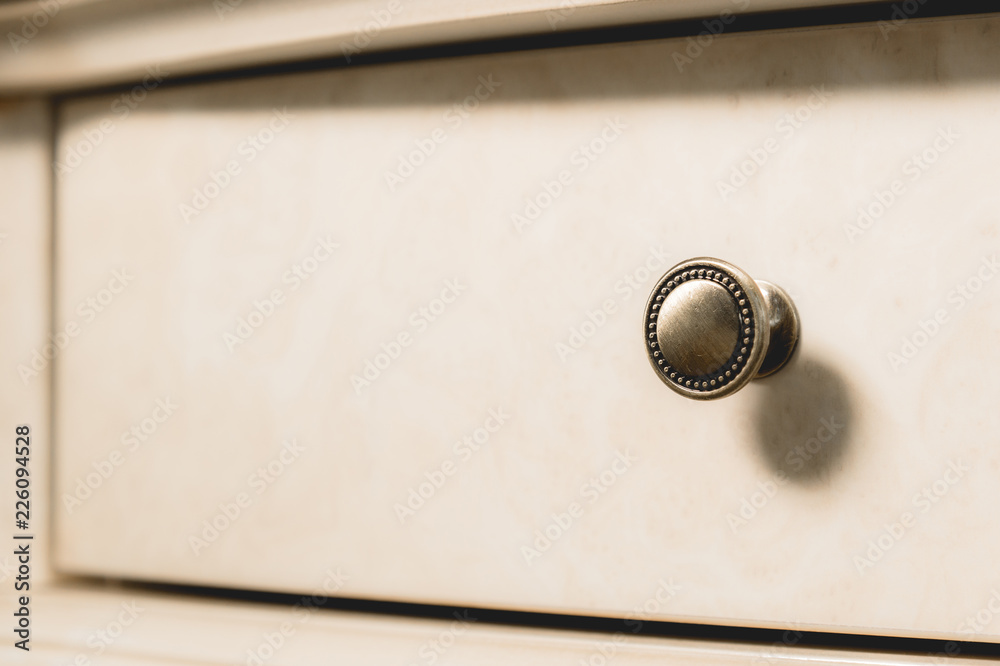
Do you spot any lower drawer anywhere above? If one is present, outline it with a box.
[53,13,1000,641]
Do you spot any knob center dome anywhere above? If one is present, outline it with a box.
[655,279,739,377]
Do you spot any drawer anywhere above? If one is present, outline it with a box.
[54,14,1000,641]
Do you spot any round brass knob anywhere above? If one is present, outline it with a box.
[643,257,800,400]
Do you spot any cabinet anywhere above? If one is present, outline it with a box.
[51,10,1000,644]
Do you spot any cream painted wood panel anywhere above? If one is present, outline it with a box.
[0,100,55,607]
[54,16,1000,641]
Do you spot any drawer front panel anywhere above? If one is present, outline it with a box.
[55,16,1000,640]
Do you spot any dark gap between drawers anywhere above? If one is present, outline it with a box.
[64,575,1000,659]
[51,0,1000,103]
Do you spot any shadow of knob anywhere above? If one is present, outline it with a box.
[751,353,854,485]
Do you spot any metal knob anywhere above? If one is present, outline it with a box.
[643,257,800,400]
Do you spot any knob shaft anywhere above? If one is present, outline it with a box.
[644,257,799,400]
